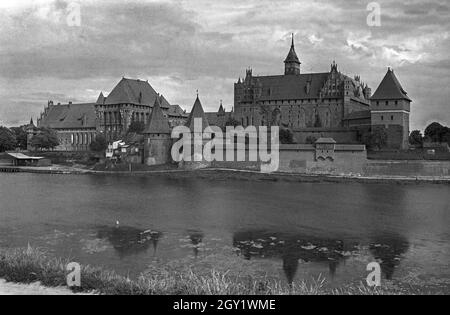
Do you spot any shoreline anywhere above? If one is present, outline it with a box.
[1,165,449,185]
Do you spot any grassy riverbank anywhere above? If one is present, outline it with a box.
[0,247,399,295]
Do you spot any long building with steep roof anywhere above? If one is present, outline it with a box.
[37,77,188,151]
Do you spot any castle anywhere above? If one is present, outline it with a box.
[33,35,412,166]
[234,35,411,149]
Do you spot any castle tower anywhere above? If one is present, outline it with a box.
[183,93,210,169]
[143,95,172,165]
[284,34,301,75]
[26,117,36,151]
[370,68,411,150]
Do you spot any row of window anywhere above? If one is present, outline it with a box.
[380,115,395,121]
[376,100,399,106]
[103,111,150,125]
[68,133,96,145]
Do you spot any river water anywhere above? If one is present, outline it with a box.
[0,173,449,292]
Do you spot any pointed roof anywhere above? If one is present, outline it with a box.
[218,101,225,115]
[104,78,170,108]
[284,34,300,64]
[143,95,171,134]
[185,95,209,131]
[96,92,105,104]
[29,117,34,126]
[371,68,411,101]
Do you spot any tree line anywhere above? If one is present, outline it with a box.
[0,126,61,152]
[409,122,450,147]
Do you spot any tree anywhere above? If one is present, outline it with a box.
[128,121,145,134]
[363,127,388,151]
[89,134,108,152]
[279,128,294,144]
[30,128,59,151]
[0,126,16,152]
[10,127,28,150]
[409,130,423,146]
[424,122,449,143]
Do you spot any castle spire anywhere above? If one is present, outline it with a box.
[284,33,301,75]
[185,93,209,131]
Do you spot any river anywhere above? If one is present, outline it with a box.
[0,173,449,292]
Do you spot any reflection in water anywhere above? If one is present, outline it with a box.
[369,234,409,280]
[234,230,411,283]
[188,230,204,258]
[233,231,358,284]
[97,226,161,258]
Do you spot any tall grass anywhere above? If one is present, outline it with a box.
[0,247,392,295]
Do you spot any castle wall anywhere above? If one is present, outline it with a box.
[292,128,358,144]
[278,144,367,174]
[205,142,367,175]
[235,100,348,129]
[53,129,97,151]
[363,160,450,177]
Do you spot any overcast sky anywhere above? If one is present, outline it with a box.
[0,0,449,131]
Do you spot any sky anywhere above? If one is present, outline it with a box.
[0,0,449,131]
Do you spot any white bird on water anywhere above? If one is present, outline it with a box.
[116,220,120,227]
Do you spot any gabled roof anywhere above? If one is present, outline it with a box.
[253,73,330,101]
[104,78,170,108]
[185,96,209,131]
[284,35,300,64]
[38,103,96,129]
[143,96,171,134]
[371,68,411,101]
[96,92,105,104]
